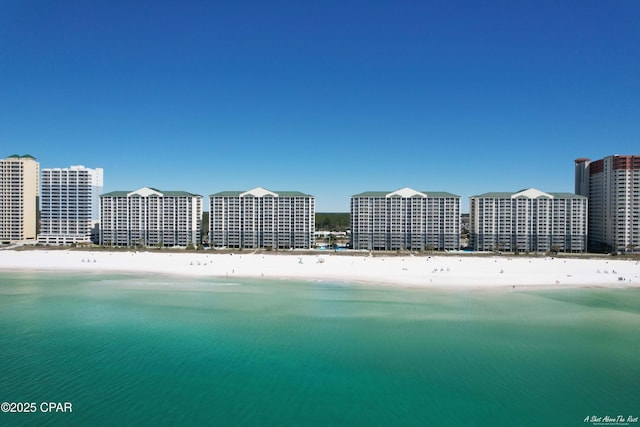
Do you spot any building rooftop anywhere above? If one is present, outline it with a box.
[6,154,37,160]
[471,188,586,199]
[101,187,202,197]
[210,187,313,198]
[352,187,460,198]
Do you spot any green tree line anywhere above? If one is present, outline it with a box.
[315,212,350,232]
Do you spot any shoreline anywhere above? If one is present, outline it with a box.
[1,249,639,290]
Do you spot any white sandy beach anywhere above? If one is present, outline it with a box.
[1,249,639,289]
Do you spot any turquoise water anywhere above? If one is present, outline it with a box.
[1,272,639,426]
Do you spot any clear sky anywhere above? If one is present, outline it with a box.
[1,0,638,212]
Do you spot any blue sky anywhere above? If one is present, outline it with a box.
[1,0,638,212]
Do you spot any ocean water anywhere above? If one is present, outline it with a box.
[0,272,639,426]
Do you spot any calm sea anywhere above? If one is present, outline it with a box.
[0,272,638,426]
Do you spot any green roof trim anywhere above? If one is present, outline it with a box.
[209,190,314,197]
[351,191,460,198]
[471,191,586,199]
[471,192,514,198]
[548,192,587,199]
[6,154,36,159]
[274,191,313,197]
[100,190,202,197]
[156,191,202,197]
[100,191,129,197]
[210,191,245,197]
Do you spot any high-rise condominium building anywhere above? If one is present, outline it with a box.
[350,187,460,251]
[575,155,640,252]
[209,187,315,249]
[0,154,39,244]
[38,165,104,245]
[469,188,587,252]
[100,187,202,247]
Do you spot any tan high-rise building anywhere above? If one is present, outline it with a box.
[575,155,640,252]
[0,154,40,244]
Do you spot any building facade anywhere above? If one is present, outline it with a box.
[100,187,202,247]
[350,188,460,251]
[575,155,640,252]
[469,188,587,252]
[209,187,315,249]
[0,154,39,244]
[38,165,104,245]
